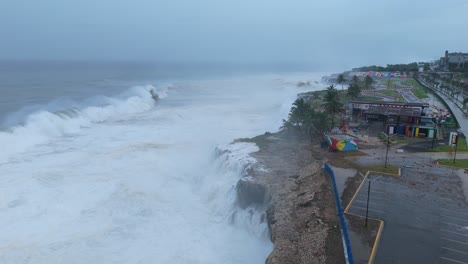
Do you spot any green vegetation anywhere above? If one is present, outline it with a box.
[364,164,400,175]
[384,78,399,88]
[399,78,428,99]
[412,86,429,99]
[432,137,468,152]
[236,132,274,149]
[379,89,404,101]
[322,85,344,128]
[358,96,383,101]
[401,79,419,87]
[437,159,468,168]
[342,151,368,158]
[352,62,419,72]
[337,74,347,91]
[364,75,374,89]
[281,85,345,139]
[347,82,362,99]
[380,89,400,97]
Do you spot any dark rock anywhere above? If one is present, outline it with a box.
[236,178,271,209]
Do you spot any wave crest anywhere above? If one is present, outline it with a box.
[0,84,169,163]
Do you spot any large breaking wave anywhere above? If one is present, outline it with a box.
[0,84,167,163]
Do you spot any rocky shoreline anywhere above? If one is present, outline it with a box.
[236,133,345,264]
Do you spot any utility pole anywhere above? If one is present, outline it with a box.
[450,132,459,164]
[385,133,390,168]
[453,135,458,164]
[365,180,371,227]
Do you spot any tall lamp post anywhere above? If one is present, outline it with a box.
[385,133,390,168]
[431,122,437,149]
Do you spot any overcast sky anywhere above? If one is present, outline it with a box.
[1,0,467,69]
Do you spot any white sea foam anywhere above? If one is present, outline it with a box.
[0,73,323,263]
[0,85,162,164]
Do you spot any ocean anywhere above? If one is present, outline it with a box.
[0,61,326,263]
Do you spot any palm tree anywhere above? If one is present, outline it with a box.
[364,75,374,89]
[322,85,344,128]
[337,74,347,91]
[347,83,362,99]
[463,97,468,109]
[287,98,310,133]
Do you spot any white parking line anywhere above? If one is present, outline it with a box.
[441,256,468,264]
[441,237,468,246]
[440,208,468,217]
[354,199,381,206]
[441,222,466,229]
[351,206,385,214]
[442,215,468,223]
[357,194,390,201]
[442,247,468,255]
[441,229,468,237]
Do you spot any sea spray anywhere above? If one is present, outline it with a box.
[0,84,163,164]
[211,142,272,241]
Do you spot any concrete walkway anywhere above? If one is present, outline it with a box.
[418,78,468,145]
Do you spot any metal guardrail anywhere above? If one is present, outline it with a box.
[324,163,354,264]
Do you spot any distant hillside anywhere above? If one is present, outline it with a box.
[352,62,421,72]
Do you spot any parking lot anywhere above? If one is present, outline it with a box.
[346,166,468,263]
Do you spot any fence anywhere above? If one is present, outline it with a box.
[324,163,354,264]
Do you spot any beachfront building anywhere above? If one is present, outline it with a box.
[439,50,468,69]
[349,101,439,138]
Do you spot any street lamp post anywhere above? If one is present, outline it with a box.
[385,132,391,168]
[365,180,371,227]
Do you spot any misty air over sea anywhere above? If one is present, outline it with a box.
[0,62,326,263]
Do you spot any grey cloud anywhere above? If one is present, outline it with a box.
[0,0,467,69]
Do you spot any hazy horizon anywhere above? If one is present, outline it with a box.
[1,0,468,70]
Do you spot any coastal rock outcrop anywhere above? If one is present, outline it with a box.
[236,133,345,264]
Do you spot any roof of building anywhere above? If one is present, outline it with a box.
[366,105,422,117]
[349,101,429,108]
[448,56,468,63]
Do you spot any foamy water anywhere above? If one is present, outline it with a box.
[0,72,326,263]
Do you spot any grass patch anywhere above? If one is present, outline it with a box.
[412,86,429,99]
[379,89,400,97]
[364,164,400,175]
[437,159,468,168]
[379,89,405,102]
[342,150,368,158]
[357,96,383,101]
[405,78,429,99]
[431,137,468,152]
[401,79,419,87]
[382,79,399,88]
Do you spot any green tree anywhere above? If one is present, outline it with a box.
[282,98,330,140]
[337,74,347,91]
[347,83,362,99]
[351,75,359,86]
[463,97,468,108]
[322,85,343,128]
[287,98,309,131]
[423,64,430,72]
[364,75,374,89]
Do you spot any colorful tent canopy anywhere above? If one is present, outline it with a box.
[326,136,359,151]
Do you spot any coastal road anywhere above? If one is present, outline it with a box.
[418,78,468,146]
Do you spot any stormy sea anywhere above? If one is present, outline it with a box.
[0,61,325,263]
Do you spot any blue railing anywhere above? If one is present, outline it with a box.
[324,163,354,264]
